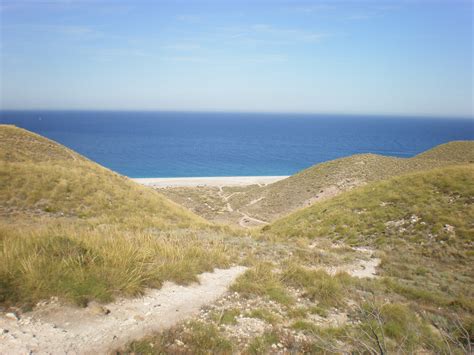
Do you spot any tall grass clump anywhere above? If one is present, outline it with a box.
[230,262,293,305]
[0,222,231,307]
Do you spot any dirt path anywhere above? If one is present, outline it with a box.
[0,266,246,355]
[238,211,269,228]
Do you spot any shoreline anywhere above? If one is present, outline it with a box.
[132,175,289,188]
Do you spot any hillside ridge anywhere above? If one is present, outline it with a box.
[160,140,474,226]
[0,124,206,228]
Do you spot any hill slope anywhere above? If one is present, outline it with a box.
[227,141,474,222]
[264,165,473,349]
[0,125,231,307]
[267,164,473,328]
[0,125,206,229]
[267,164,474,245]
[414,140,474,162]
[125,164,474,354]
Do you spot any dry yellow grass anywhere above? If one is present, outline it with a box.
[265,164,473,349]
[0,221,231,307]
[0,125,233,307]
[230,141,474,222]
[160,141,474,226]
[0,125,207,229]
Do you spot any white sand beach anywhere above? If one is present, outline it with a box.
[132,175,289,188]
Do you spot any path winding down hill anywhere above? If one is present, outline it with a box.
[0,266,246,354]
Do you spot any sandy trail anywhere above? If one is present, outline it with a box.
[0,266,246,355]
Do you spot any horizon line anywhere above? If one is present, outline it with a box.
[0,108,473,120]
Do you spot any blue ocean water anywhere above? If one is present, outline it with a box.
[1,111,473,178]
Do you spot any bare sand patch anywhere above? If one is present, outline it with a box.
[132,176,288,188]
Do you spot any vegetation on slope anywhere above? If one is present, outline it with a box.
[414,140,474,162]
[265,165,473,351]
[2,125,472,353]
[0,125,232,307]
[0,224,230,308]
[121,165,473,354]
[0,125,207,229]
[230,141,474,222]
[159,141,474,227]
[267,164,473,245]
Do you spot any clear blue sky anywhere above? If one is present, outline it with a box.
[0,0,472,117]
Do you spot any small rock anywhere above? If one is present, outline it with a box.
[1,328,9,334]
[87,302,110,316]
[5,312,19,321]
[271,344,277,349]
[19,317,31,325]
[175,339,184,346]
[444,224,455,233]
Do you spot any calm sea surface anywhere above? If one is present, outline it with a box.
[1,111,473,178]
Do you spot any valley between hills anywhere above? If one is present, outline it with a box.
[0,124,473,354]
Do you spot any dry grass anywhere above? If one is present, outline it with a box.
[118,156,474,354]
[0,221,232,307]
[160,141,474,226]
[266,164,473,351]
[415,140,474,162]
[232,141,474,222]
[267,164,474,249]
[0,125,234,307]
[230,262,294,306]
[0,125,207,230]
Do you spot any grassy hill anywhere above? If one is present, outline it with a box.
[228,141,474,223]
[1,126,472,353]
[126,164,473,354]
[0,125,231,308]
[264,164,473,350]
[415,140,474,163]
[0,125,207,229]
[267,164,473,245]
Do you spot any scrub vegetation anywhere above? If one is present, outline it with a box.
[0,125,232,308]
[125,165,473,354]
[161,141,474,225]
[1,125,472,353]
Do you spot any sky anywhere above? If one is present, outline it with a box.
[0,0,472,117]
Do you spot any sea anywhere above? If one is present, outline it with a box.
[1,110,473,178]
